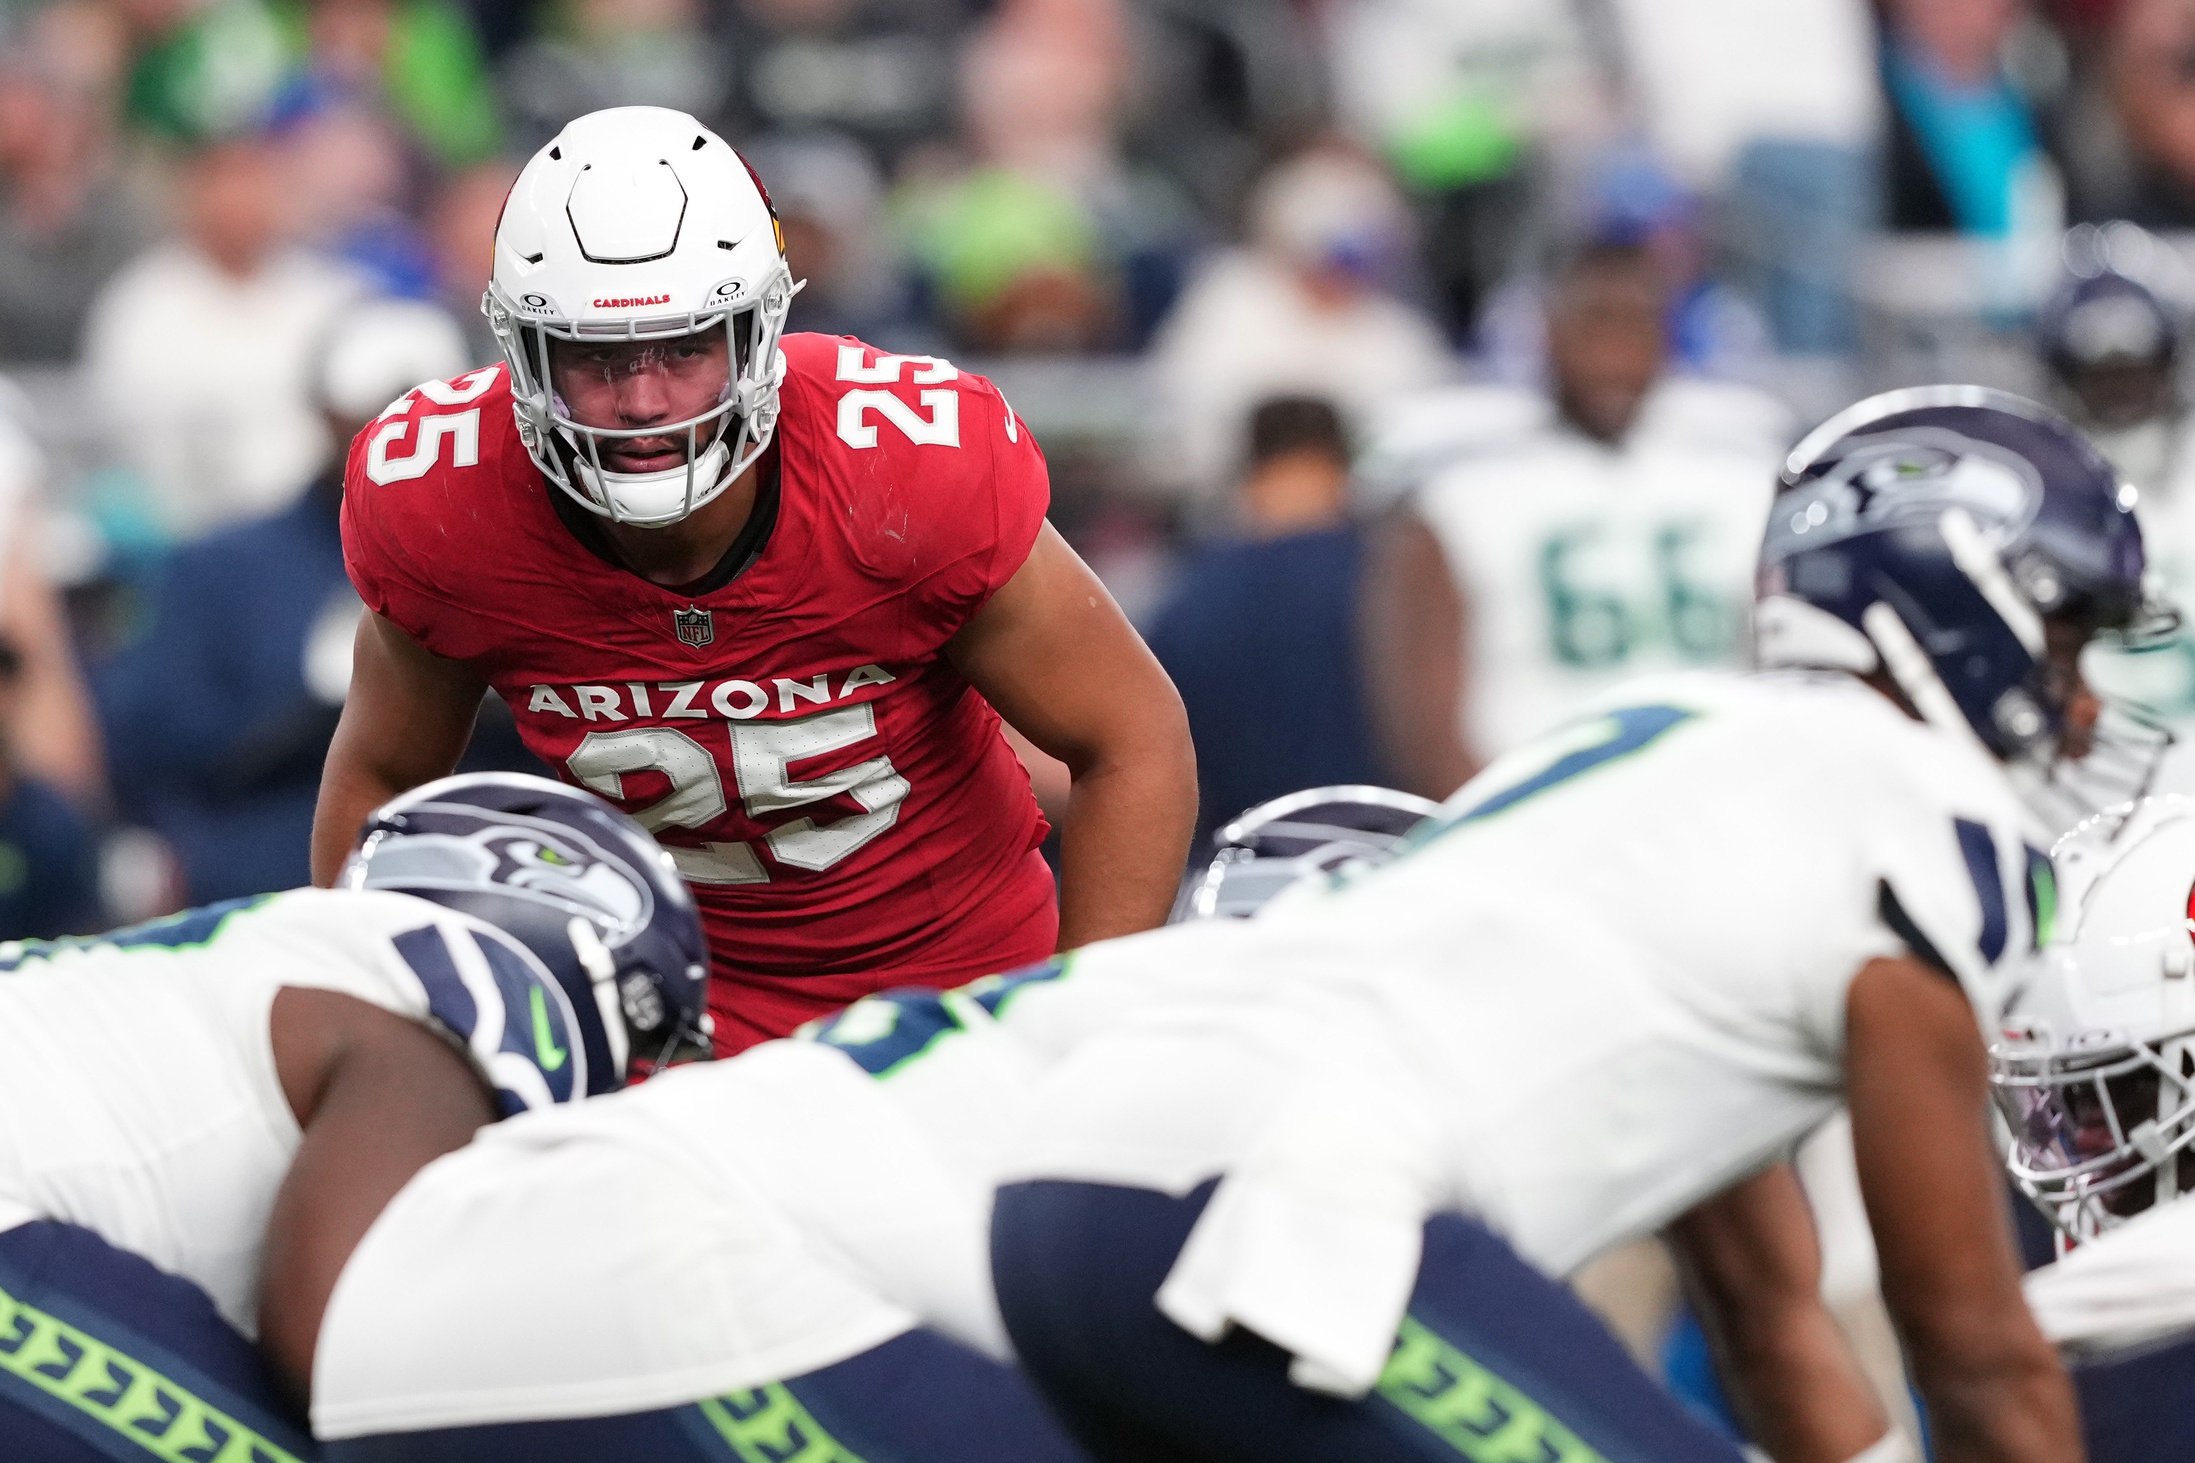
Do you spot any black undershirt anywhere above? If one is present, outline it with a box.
[546,441,783,598]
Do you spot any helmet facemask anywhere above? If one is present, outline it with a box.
[486,267,795,529]
[1995,1019,2195,1249]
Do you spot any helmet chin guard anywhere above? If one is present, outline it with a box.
[1993,795,2195,1248]
[485,106,798,528]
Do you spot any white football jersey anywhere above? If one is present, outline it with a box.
[311,1039,998,1438]
[2025,1198,2195,1358]
[0,887,597,1334]
[1412,416,1776,765]
[812,670,2047,1394]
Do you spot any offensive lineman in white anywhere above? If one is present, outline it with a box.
[298,388,2128,1462]
[801,387,2139,1463]
[1994,795,2195,1462]
[0,773,708,1461]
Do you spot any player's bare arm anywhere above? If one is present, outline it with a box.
[1361,509,1477,801]
[948,522,1196,948]
[1846,954,2081,1463]
[257,986,497,1403]
[1666,1163,1891,1463]
[310,611,486,885]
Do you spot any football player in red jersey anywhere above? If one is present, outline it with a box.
[311,107,1196,1053]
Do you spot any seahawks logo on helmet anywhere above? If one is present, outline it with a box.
[1768,426,2045,561]
[354,820,653,947]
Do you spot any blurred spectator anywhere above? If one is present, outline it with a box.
[123,0,499,166]
[81,134,363,539]
[1149,143,1452,502]
[276,83,437,298]
[747,133,924,347]
[905,0,1195,351]
[1143,395,1385,846]
[499,0,726,157]
[1603,0,1879,352]
[1478,144,1771,385]
[2034,248,2195,791]
[275,0,501,167]
[1116,0,1327,228]
[1324,0,1611,339]
[1880,0,2067,236]
[427,157,520,366]
[0,385,107,809]
[0,637,101,940]
[1360,241,1778,799]
[123,0,291,145]
[95,298,468,903]
[2100,0,2195,225]
[724,0,986,172]
[0,2,156,363]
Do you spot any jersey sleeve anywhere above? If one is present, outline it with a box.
[1850,745,2045,1035]
[790,334,1052,638]
[338,368,510,663]
[967,368,1051,608]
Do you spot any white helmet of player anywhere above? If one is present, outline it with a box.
[1994,794,2195,1246]
[484,106,796,527]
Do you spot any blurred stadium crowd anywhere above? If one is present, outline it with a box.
[11,0,2195,936]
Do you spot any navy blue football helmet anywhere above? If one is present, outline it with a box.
[1759,386,2172,808]
[1171,785,1442,922]
[339,772,713,1082]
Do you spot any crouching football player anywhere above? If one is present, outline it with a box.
[0,773,706,1461]
[1996,794,2195,1463]
[270,788,1425,1462]
[794,389,2139,1462]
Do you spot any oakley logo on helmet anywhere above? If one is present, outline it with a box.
[706,279,746,306]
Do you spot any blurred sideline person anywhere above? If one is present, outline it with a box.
[1996,795,2195,1463]
[0,634,99,938]
[81,130,363,540]
[2037,260,2195,795]
[99,299,494,903]
[1144,398,1388,849]
[759,388,2123,1463]
[0,774,709,1460]
[1361,240,1778,801]
[314,107,1196,1053]
[284,788,1423,1460]
[0,382,104,808]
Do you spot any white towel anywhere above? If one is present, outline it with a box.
[1154,1060,1453,1397]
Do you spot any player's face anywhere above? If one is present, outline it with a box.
[548,332,733,474]
[2042,616,2102,760]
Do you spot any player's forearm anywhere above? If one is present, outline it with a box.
[1697,1296,1889,1463]
[1907,1350,2078,1463]
[1052,729,1196,950]
[310,753,408,886]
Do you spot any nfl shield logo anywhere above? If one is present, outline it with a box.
[673,606,714,647]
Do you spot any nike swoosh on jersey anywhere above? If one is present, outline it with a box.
[529,986,569,1072]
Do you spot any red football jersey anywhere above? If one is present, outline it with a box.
[342,333,1058,1051]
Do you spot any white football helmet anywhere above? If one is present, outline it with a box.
[484,106,796,527]
[1994,795,2195,1246]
